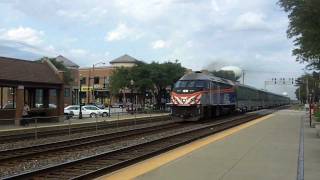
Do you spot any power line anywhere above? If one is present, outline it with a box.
[244,69,300,74]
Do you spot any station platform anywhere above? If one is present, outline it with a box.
[100,109,320,180]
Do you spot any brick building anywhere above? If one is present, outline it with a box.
[79,66,114,105]
[0,56,65,125]
[79,54,141,105]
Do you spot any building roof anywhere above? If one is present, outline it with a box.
[109,54,140,64]
[56,55,79,68]
[0,56,63,84]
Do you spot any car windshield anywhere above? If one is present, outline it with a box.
[175,80,207,88]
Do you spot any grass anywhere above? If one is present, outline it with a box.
[314,111,320,122]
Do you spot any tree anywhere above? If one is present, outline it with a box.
[148,61,186,109]
[211,70,239,81]
[295,72,320,103]
[279,0,320,69]
[109,61,186,109]
[109,67,131,95]
[37,57,73,85]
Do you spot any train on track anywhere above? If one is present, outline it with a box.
[170,71,290,121]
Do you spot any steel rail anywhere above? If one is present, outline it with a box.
[0,121,182,162]
[4,113,267,180]
[0,115,169,144]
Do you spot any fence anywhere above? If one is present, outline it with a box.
[0,109,171,141]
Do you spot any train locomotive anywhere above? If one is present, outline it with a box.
[170,71,290,121]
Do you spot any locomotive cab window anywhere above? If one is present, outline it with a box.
[174,80,208,88]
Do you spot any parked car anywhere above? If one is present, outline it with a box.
[88,103,105,109]
[64,105,109,118]
[35,103,57,108]
[64,105,80,117]
[82,105,109,117]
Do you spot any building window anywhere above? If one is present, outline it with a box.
[0,87,16,109]
[103,76,109,88]
[49,89,57,108]
[81,77,86,85]
[94,77,99,84]
[35,89,44,108]
[64,88,70,97]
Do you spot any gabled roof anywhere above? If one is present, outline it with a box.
[56,55,79,68]
[0,56,63,84]
[110,54,140,64]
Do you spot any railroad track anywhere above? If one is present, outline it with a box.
[3,111,270,180]
[0,115,170,144]
[0,121,183,162]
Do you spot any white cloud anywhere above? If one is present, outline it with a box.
[115,0,173,22]
[0,26,44,45]
[69,48,88,56]
[56,7,108,24]
[105,23,139,42]
[151,40,169,49]
[233,12,269,31]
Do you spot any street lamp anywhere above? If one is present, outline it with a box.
[130,79,134,114]
[91,62,106,104]
[79,74,83,119]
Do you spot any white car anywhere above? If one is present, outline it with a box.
[82,105,109,117]
[64,105,109,118]
[64,105,80,116]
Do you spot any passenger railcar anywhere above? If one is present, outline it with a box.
[171,72,290,121]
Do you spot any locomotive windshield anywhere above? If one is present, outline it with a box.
[174,80,208,88]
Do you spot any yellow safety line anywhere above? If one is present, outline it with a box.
[97,114,274,180]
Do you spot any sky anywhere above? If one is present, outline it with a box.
[0,0,306,99]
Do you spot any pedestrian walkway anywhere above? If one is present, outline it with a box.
[0,112,169,133]
[101,110,320,180]
[304,114,320,180]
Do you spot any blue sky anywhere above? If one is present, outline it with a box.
[0,0,305,98]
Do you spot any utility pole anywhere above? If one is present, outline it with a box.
[306,76,312,127]
[87,69,91,104]
[242,70,245,85]
[298,87,301,104]
[306,77,309,103]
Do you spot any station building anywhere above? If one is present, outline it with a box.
[0,56,65,125]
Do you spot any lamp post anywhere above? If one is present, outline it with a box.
[130,79,134,114]
[91,62,106,104]
[79,74,83,119]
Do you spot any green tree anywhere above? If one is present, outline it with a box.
[279,0,320,69]
[109,61,186,109]
[295,72,320,103]
[148,61,186,108]
[37,57,73,85]
[211,70,239,81]
[109,67,131,95]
